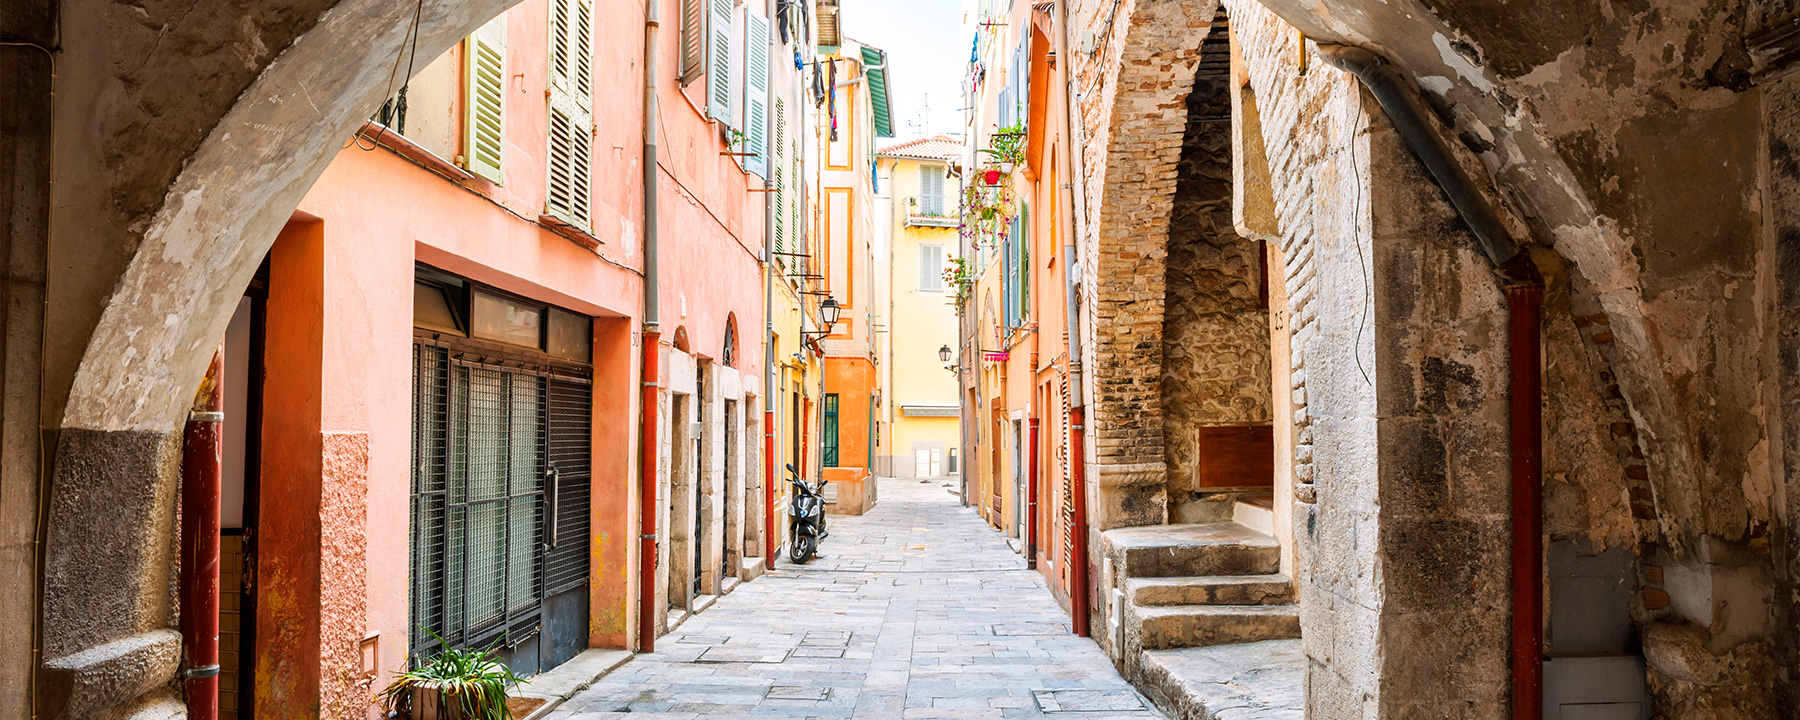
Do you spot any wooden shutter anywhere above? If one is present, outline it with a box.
[707,0,734,123]
[744,11,770,178]
[465,16,508,184]
[773,98,787,256]
[679,0,705,83]
[546,0,592,227]
[920,245,944,292]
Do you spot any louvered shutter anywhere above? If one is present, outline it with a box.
[465,16,507,184]
[920,245,944,292]
[744,12,770,178]
[679,0,705,83]
[546,0,593,227]
[921,165,943,215]
[707,0,734,123]
[773,98,787,256]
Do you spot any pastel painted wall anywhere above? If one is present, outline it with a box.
[881,154,963,477]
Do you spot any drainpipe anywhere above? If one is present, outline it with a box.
[638,0,663,655]
[1027,417,1039,569]
[1312,43,1543,720]
[180,349,224,720]
[1054,0,1092,638]
[763,0,778,570]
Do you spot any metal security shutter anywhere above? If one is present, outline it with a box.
[465,16,508,184]
[544,377,591,589]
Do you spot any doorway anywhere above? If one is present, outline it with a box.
[723,399,738,582]
[220,282,265,720]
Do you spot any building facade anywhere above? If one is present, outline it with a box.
[875,137,964,481]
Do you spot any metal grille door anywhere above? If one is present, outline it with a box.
[412,341,588,675]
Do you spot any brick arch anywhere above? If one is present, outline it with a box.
[1077,0,1223,528]
[38,0,517,716]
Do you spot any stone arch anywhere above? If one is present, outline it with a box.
[38,0,520,716]
[1076,0,1224,528]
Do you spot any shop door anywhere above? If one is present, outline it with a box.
[540,376,592,670]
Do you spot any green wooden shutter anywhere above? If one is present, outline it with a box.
[773,98,787,256]
[546,0,592,227]
[744,12,770,178]
[707,0,734,124]
[465,16,507,184]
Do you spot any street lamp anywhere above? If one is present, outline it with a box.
[802,297,842,345]
[938,345,952,363]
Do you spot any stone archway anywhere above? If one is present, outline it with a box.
[33,0,519,717]
[1071,0,1224,530]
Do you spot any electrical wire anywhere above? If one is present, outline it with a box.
[352,0,426,150]
[1351,94,1372,386]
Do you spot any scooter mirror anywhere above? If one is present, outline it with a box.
[785,463,797,474]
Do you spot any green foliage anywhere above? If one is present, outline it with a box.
[960,178,1016,253]
[979,121,1027,167]
[378,631,526,720]
[943,254,977,304]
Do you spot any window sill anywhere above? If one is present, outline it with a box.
[538,213,603,251]
[360,121,474,183]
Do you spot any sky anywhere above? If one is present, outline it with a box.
[839,0,970,144]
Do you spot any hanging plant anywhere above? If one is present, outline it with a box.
[960,177,1016,254]
[943,255,978,305]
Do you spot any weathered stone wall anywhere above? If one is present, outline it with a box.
[1763,63,1800,715]
[1161,65,1273,520]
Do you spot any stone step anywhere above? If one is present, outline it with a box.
[1126,574,1293,606]
[1104,522,1279,578]
[1232,494,1276,536]
[1134,604,1301,650]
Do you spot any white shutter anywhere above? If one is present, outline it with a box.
[707,0,734,123]
[465,15,507,184]
[920,165,943,215]
[546,0,592,226]
[773,98,787,255]
[920,245,944,292]
[745,12,770,178]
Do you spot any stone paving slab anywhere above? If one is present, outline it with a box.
[548,478,1163,720]
[1136,640,1303,720]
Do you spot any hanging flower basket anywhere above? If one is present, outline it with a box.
[983,169,1002,185]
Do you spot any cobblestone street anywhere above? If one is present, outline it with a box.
[548,477,1162,719]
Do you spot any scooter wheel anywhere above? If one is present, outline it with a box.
[790,534,816,564]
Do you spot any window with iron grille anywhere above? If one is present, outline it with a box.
[822,393,840,467]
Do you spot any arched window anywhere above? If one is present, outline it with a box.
[723,314,739,367]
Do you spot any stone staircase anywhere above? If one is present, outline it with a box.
[1102,520,1298,656]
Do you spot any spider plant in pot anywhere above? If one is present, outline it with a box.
[378,634,526,720]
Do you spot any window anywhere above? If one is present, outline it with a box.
[465,16,507,184]
[822,394,840,467]
[919,244,945,293]
[919,164,944,216]
[472,290,543,347]
[546,0,593,227]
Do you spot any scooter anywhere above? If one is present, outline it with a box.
[786,463,829,563]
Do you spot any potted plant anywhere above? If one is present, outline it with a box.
[979,121,1027,182]
[378,635,526,720]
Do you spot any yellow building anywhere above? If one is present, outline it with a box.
[876,137,964,478]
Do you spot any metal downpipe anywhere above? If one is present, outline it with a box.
[179,349,224,720]
[637,0,663,655]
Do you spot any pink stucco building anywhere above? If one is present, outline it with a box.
[203,0,814,715]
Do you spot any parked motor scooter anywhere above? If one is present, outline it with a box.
[786,463,828,563]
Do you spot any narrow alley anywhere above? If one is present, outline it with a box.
[550,477,1159,720]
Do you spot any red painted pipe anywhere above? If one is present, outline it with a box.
[638,330,661,653]
[1069,406,1089,637]
[764,410,776,567]
[1508,282,1544,720]
[180,349,224,720]
[1027,418,1040,569]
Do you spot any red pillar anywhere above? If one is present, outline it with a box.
[638,329,661,653]
[1508,283,1544,720]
